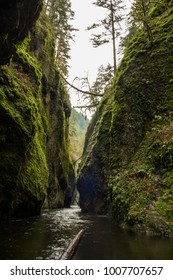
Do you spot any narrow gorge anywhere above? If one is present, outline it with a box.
[0,0,173,260]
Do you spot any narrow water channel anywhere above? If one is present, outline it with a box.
[0,205,173,260]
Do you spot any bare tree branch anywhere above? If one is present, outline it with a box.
[60,73,104,97]
[74,104,99,109]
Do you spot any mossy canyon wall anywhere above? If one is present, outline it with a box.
[77,0,173,236]
[0,0,75,219]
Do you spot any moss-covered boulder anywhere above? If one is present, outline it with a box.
[77,1,173,236]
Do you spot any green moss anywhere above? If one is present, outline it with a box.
[0,37,49,218]
[0,64,41,136]
[77,2,173,235]
[0,7,76,219]
[0,88,5,99]
[108,116,173,235]
[77,91,113,213]
[30,10,56,82]
[17,131,48,196]
[15,38,42,90]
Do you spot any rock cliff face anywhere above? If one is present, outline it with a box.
[0,0,43,64]
[30,12,75,209]
[77,99,113,213]
[77,1,173,236]
[0,1,75,219]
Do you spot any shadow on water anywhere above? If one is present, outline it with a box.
[73,214,173,260]
[0,205,173,260]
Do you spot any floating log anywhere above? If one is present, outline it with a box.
[59,229,85,260]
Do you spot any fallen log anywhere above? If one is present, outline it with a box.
[59,229,85,260]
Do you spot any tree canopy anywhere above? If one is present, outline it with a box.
[130,0,153,41]
[44,0,76,75]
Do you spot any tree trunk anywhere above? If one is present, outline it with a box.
[59,229,85,260]
[110,0,117,75]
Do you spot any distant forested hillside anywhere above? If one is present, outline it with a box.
[69,109,89,164]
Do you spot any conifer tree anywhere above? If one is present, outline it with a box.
[44,0,75,75]
[88,0,124,74]
[130,0,153,41]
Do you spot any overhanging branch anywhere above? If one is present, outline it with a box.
[60,73,103,97]
[73,104,99,109]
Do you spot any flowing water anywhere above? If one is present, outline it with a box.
[0,205,173,260]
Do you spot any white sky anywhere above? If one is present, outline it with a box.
[68,0,132,109]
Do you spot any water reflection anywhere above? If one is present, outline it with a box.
[73,215,173,260]
[0,206,88,260]
[0,205,173,260]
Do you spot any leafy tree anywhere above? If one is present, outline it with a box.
[44,0,75,75]
[87,0,124,74]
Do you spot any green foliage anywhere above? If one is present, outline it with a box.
[88,0,124,73]
[108,115,173,235]
[77,1,173,236]
[130,0,153,41]
[91,64,114,96]
[107,2,173,235]
[30,10,56,78]
[44,0,75,75]
[15,38,43,89]
[69,109,89,163]
[0,9,75,218]
[0,58,48,218]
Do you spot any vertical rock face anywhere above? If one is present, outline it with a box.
[77,101,113,213]
[0,42,48,219]
[30,12,75,209]
[77,2,173,236]
[45,73,75,208]
[0,0,43,64]
[0,3,75,219]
